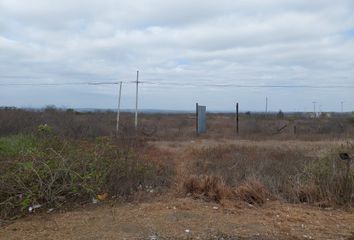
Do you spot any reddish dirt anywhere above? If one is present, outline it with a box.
[1,198,353,239]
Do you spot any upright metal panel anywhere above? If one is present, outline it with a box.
[197,105,206,134]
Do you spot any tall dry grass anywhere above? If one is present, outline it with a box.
[182,142,353,206]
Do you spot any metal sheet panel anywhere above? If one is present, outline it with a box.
[197,105,206,134]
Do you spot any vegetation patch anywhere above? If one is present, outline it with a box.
[299,145,354,205]
[182,175,232,202]
[235,179,272,205]
[186,143,353,206]
[0,128,174,219]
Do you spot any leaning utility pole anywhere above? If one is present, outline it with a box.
[115,81,122,135]
[134,70,139,130]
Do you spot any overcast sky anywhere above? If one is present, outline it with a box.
[0,0,353,111]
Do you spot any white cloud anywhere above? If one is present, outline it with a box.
[0,0,353,110]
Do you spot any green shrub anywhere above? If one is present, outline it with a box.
[301,144,353,205]
[0,135,37,157]
[37,124,53,134]
[0,134,174,219]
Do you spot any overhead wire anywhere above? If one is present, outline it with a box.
[140,81,354,88]
[0,81,136,86]
[0,78,353,88]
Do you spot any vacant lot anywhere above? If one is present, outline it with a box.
[0,109,353,239]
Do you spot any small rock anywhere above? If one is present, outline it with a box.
[28,204,41,213]
[149,234,159,240]
[47,208,54,213]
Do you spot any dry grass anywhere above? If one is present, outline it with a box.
[235,179,272,205]
[1,107,353,140]
[182,175,233,202]
[182,175,272,206]
[180,141,353,206]
[0,108,353,223]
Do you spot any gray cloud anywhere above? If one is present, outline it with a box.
[0,0,353,111]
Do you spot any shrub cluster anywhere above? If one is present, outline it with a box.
[184,143,353,206]
[0,129,174,219]
[297,148,353,205]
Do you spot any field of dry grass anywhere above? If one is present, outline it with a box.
[0,108,353,239]
[1,107,353,140]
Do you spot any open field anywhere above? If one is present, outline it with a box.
[0,108,353,239]
[1,107,353,140]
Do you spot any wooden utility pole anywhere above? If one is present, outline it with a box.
[135,70,139,130]
[236,102,239,135]
[312,101,316,116]
[116,81,122,135]
[196,103,199,136]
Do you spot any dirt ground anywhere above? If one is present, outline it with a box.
[1,198,353,240]
[1,139,353,240]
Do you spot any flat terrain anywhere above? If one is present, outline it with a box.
[1,139,353,239]
[1,198,353,239]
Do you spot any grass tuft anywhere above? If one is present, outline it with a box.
[182,175,232,202]
[235,179,272,205]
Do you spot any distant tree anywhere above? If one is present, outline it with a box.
[277,110,284,119]
[44,105,57,113]
[66,108,75,114]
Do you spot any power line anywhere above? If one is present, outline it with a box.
[0,79,354,88]
[0,81,136,86]
[140,81,354,88]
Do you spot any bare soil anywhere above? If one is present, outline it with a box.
[1,198,353,240]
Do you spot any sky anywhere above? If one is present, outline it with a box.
[0,0,353,112]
